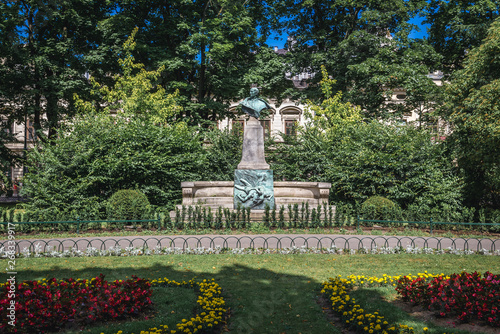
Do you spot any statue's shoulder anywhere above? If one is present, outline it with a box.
[258,98,271,108]
[240,97,251,106]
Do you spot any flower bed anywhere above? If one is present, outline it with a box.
[0,276,227,334]
[140,278,227,334]
[396,271,500,327]
[321,272,444,334]
[6,243,500,258]
[0,274,152,333]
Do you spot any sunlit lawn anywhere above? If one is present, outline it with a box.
[3,254,500,333]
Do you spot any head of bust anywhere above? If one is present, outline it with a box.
[250,87,259,97]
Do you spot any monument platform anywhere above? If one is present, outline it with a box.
[174,180,333,221]
[180,180,330,207]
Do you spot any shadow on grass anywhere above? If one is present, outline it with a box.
[5,257,495,334]
[5,260,337,334]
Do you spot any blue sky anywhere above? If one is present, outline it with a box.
[408,16,430,39]
[267,16,430,49]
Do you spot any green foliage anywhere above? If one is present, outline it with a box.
[101,0,286,125]
[270,119,464,218]
[305,66,363,132]
[441,17,500,209]
[106,189,151,221]
[275,0,442,119]
[360,196,400,220]
[21,114,207,220]
[74,27,182,124]
[0,0,114,140]
[425,0,500,72]
[202,127,243,181]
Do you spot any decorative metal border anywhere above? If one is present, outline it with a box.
[5,235,499,254]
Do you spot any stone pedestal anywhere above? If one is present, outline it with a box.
[237,117,269,170]
[235,117,274,209]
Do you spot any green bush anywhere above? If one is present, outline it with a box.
[22,114,207,218]
[360,196,400,221]
[269,121,464,215]
[106,189,151,221]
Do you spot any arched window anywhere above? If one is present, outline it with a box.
[280,106,302,136]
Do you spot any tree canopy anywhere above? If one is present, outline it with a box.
[442,17,500,209]
[425,0,500,73]
[269,70,464,219]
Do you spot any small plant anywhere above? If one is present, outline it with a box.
[323,202,329,227]
[264,203,271,228]
[174,207,181,229]
[181,205,187,223]
[293,203,299,227]
[305,202,310,227]
[278,205,285,228]
[187,206,193,227]
[223,208,231,228]
[215,207,223,229]
[271,205,277,228]
[311,208,318,228]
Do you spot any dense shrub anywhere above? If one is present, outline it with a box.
[21,114,207,220]
[202,127,243,181]
[106,189,151,220]
[360,196,400,220]
[270,121,465,221]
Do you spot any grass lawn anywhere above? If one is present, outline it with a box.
[3,254,500,334]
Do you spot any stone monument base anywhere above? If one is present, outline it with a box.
[173,181,333,221]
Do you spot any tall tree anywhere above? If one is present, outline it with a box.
[273,0,442,119]
[0,0,113,142]
[0,1,22,190]
[441,17,500,209]
[75,27,182,125]
[425,0,500,73]
[103,0,289,126]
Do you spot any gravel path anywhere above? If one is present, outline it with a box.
[8,234,500,253]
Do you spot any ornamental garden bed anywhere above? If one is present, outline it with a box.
[320,272,500,334]
[0,276,227,334]
[5,224,500,240]
[390,299,499,334]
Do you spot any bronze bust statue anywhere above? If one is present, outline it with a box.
[239,87,271,119]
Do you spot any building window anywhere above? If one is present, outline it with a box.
[27,120,36,141]
[260,120,271,139]
[284,120,297,136]
[2,124,10,135]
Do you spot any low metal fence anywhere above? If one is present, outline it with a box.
[4,235,500,255]
[356,217,500,234]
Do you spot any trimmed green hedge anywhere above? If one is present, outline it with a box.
[106,189,151,221]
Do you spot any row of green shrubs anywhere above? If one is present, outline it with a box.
[2,191,500,233]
